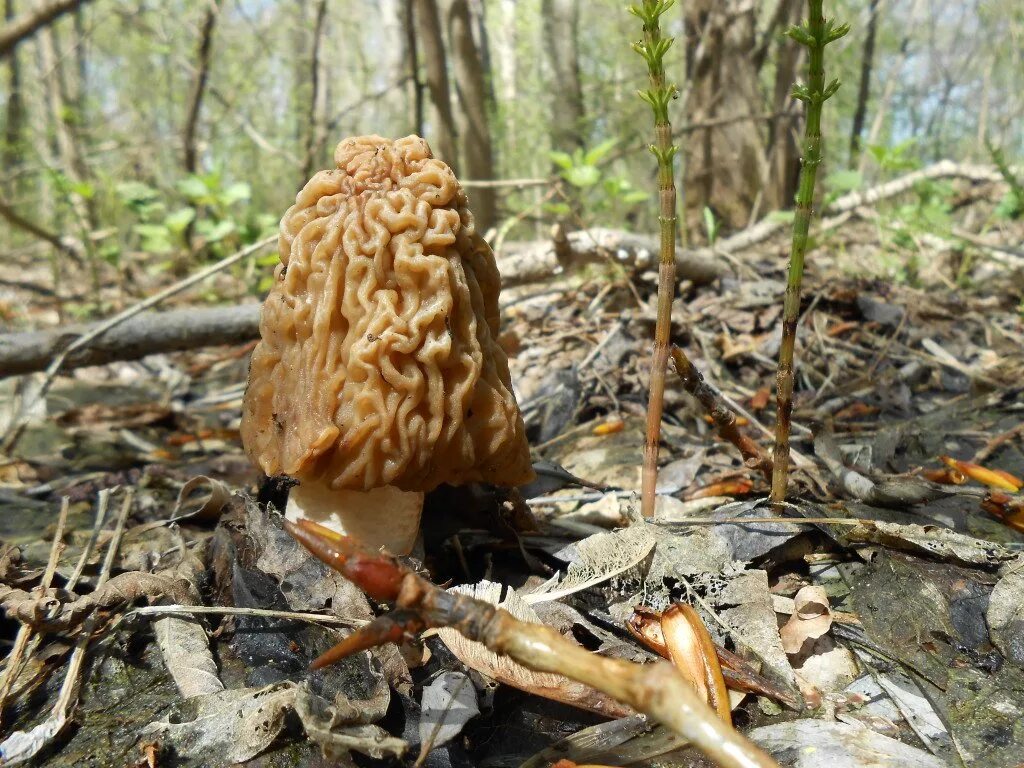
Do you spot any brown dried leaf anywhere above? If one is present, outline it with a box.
[780,586,833,656]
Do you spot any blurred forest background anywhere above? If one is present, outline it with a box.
[0,0,1022,325]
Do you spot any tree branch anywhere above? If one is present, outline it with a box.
[0,0,93,58]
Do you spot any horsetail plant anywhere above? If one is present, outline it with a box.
[770,2,849,504]
[630,0,680,518]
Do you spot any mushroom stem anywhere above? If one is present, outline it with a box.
[285,481,423,556]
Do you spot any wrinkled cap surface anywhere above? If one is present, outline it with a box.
[241,135,534,492]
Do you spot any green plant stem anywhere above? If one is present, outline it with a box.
[632,0,679,518]
[770,0,847,504]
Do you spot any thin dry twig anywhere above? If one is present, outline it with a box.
[0,497,70,723]
[670,346,773,482]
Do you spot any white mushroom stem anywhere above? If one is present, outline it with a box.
[284,481,424,557]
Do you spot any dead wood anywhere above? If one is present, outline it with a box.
[0,304,260,379]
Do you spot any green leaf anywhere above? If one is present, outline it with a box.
[702,206,719,244]
[549,150,574,171]
[177,175,209,201]
[221,182,251,206]
[197,219,237,242]
[621,190,651,204]
[583,138,619,166]
[825,170,862,195]
[165,207,196,233]
[767,210,796,224]
[564,165,601,188]
[117,181,160,207]
[134,223,173,254]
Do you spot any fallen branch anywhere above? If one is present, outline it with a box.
[1,235,275,451]
[685,160,1010,264]
[670,346,773,482]
[0,304,260,378]
[286,519,780,768]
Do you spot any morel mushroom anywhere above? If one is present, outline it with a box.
[241,135,533,555]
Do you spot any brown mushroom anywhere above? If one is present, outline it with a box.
[241,135,533,555]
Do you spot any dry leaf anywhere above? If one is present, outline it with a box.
[437,581,630,717]
[418,672,479,756]
[780,586,833,656]
[140,684,294,764]
[520,524,655,605]
[154,613,224,698]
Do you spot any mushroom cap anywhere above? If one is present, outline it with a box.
[241,135,534,493]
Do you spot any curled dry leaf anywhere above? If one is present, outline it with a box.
[593,419,625,436]
[169,476,233,522]
[660,604,731,724]
[981,492,1024,533]
[780,586,833,656]
[939,455,1022,492]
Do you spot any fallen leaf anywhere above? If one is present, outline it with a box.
[418,672,479,756]
[939,455,1022,492]
[780,586,833,656]
[140,684,294,764]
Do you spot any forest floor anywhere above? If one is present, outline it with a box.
[1,173,1024,767]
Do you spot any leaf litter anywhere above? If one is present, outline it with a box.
[1,179,1024,765]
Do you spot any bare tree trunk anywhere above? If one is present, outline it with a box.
[412,0,458,167]
[182,0,221,175]
[300,0,328,180]
[37,24,96,241]
[683,0,772,232]
[446,0,496,231]
[849,0,879,165]
[404,0,425,136]
[2,0,24,195]
[380,0,412,135]
[0,0,92,57]
[756,0,802,221]
[542,0,584,153]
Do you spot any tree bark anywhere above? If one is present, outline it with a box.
[849,0,879,165]
[404,0,425,136]
[183,0,222,174]
[2,0,24,193]
[412,0,458,167]
[300,0,328,181]
[683,0,772,231]
[542,0,584,153]
[0,0,92,57]
[446,0,496,231]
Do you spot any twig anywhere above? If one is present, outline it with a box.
[126,604,368,627]
[286,519,780,768]
[670,347,773,482]
[770,3,848,504]
[0,489,132,764]
[632,0,681,519]
[0,0,94,57]
[0,234,275,452]
[65,487,112,590]
[0,498,70,724]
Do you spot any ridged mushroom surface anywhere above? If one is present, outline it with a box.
[241,135,533,492]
